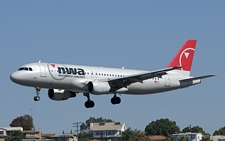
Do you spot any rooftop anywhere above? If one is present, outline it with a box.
[90,122,125,131]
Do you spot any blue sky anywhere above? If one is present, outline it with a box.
[0,1,224,135]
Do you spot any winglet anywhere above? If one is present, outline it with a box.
[167,39,197,72]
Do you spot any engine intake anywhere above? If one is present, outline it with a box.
[48,89,76,101]
[87,81,111,94]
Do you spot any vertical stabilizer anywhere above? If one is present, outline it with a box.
[167,39,197,75]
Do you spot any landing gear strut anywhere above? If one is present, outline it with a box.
[83,93,95,108]
[34,87,41,101]
[111,94,121,105]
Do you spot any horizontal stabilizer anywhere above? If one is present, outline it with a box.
[180,74,216,82]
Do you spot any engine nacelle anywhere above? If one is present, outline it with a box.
[48,89,76,101]
[87,81,111,94]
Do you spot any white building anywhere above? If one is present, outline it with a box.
[52,134,78,141]
[0,127,23,141]
[0,127,23,136]
[90,122,126,141]
[172,132,203,141]
[210,135,225,141]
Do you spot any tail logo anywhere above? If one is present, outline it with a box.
[184,52,189,58]
[179,48,195,71]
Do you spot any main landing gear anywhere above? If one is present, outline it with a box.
[34,87,41,101]
[83,93,95,108]
[111,94,121,105]
[83,93,121,108]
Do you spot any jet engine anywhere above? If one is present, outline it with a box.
[87,81,111,94]
[48,89,76,101]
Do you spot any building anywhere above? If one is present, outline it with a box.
[42,134,56,139]
[210,135,225,141]
[0,127,50,141]
[0,127,23,141]
[90,122,126,141]
[172,132,203,141]
[22,128,42,140]
[149,135,166,141]
[52,134,78,141]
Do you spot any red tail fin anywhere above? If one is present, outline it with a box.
[167,39,197,72]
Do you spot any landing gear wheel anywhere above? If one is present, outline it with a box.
[34,96,40,101]
[85,100,95,108]
[111,95,121,105]
[83,93,95,108]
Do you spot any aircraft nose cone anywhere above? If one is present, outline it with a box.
[10,72,19,83]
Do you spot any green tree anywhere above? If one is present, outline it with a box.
[145,118,180,137]
[179,135,189,141]
[213,126,225,135]
[182,127,191,133]
[166,135,176,141]
[119,127,151,141]
[78,132,89,141]
[182,126,207,134]
[201,134,212,141]
[10,114,34,130]
[5,130,25,141]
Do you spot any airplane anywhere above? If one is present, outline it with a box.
[10,39,215,108]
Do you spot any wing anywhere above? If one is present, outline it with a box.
[105,66,181,92]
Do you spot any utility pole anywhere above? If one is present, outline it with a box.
[73,122,83,136]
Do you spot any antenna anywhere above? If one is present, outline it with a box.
[38,60,41,63]
[28,108,34,117]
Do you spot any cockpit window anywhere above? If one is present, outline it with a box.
[18,68,24,71]
[18,67,33,71]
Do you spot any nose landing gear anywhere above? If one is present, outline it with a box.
[34,87,41,101]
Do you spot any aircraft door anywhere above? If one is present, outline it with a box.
[39,64,47,77]
[164,75,170,87]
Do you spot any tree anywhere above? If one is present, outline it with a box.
[213,126,225,135]
[179,135,189,141]
[166,135,176,141]
[182,127,191,133]
[5,130,25,141]
[10,114,34,130]
[201,134,211,141]
[119,127,151,141]
[182,126,206,134]
[145,118,180,137]
[78,132,89,141]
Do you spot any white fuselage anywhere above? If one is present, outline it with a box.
[10,62,197,95]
